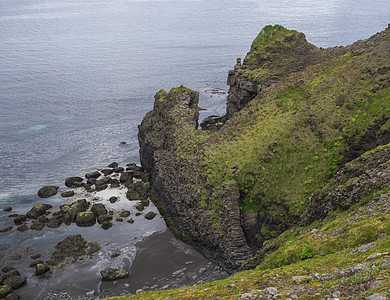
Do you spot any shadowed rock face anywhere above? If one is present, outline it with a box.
[139,88,253,270]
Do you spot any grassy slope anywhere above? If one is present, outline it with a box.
[201,25,390,234]
[106,26,390,299]
[108,163,390,299]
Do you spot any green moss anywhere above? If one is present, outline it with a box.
[251,24,297,49]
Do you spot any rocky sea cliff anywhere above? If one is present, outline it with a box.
[133,24,390,298]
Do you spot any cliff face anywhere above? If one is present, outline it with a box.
[138,87,252,270]
[139,25,390,270]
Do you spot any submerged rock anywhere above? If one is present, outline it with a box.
[100,268,129,281]
[3,207,12,212]
[47,234,99,267]
[37,186,59,198]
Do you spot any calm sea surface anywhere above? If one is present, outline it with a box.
[0,0,389,297]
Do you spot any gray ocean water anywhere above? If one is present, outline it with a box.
[0,0,389,297]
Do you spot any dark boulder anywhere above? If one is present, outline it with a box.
[100,268,129,281]
[110,179,120,188]
[126,163,143,172]
[13,215,26,225]
[47,234,91,266]
[87,178,97,185]
[109,196,118,204]
[127,218,134,224]
[145,212,157,220]
[113,167,124,173]
[101,169,113,176]
[3,276,26,289]
[75,212,96,227]
[30,254,41,260]
[119,210,131,218]
[46,215,63,228]
[97,214,112,224]
[0,227,13,233]
[61,199,90,222]
[108,162,118,168]
[26,204,48,219]
[120,172,133,183]
[34,263,50,276]
[91,204,107,217]
[85,171,101,179]
[30,221,45,231]
[61,191,74,198]
[37,186,59,198]
[65,177,84,188]
[16,225,28,232]
[2,270,20,281]
[0,285,13,298]
[101,222,112,230]
[134,203,145,212]
[29,260,44,268]
[95,181,108,191]
[3,207,12,212]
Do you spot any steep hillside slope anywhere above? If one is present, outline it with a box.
[138,25,390,271]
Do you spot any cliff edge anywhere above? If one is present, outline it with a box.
[139,25,390,271]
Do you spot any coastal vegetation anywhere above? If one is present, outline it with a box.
[134,24,390,298]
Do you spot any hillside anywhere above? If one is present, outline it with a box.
[117,24,390,299]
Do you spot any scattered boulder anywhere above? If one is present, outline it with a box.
[29,260,44,268]
[13,215,26,225]
[120,172,133,183]
[3,207,12,212]
[30,254,41,260]
[110,179,120,188]
[119,210,131,218]
[34,264,50,276]
[0,285,13,298]
[30,221,45,231]
[37,186,59,198]
[16,224,28,232]
[101,169,113,176]
[85,171,101,179]
[26,204,49,219]
[134,203,145,212]
[2,270,20,281]
[145,212,157,220]
[61,191,74,198]
[3,276,26,289]
[113,167,124,173]
[75,212,96,227]
[0,227,13,233]
[100,268,129,281]
[97,214,113,224]
[126,163,143,172]
[47,235,99,266]
[108,162,118,168]
[46,215,63,228]
[65,176,84,188]
[91,204,107,217]
[127,218,134,224]
[101,222,112,230]
[109,196,118,204]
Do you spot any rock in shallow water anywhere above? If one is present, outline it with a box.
[75,212,96,227]
[145,212,157,220]
[38,186,59,198]
[100,268,129,281]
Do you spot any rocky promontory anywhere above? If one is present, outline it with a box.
[139,24,390,273]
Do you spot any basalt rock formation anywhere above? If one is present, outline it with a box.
[139,25,390,270]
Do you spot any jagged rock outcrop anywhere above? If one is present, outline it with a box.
[138,25,390,271]
[225,25,324,119]
[139,87,253,270]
